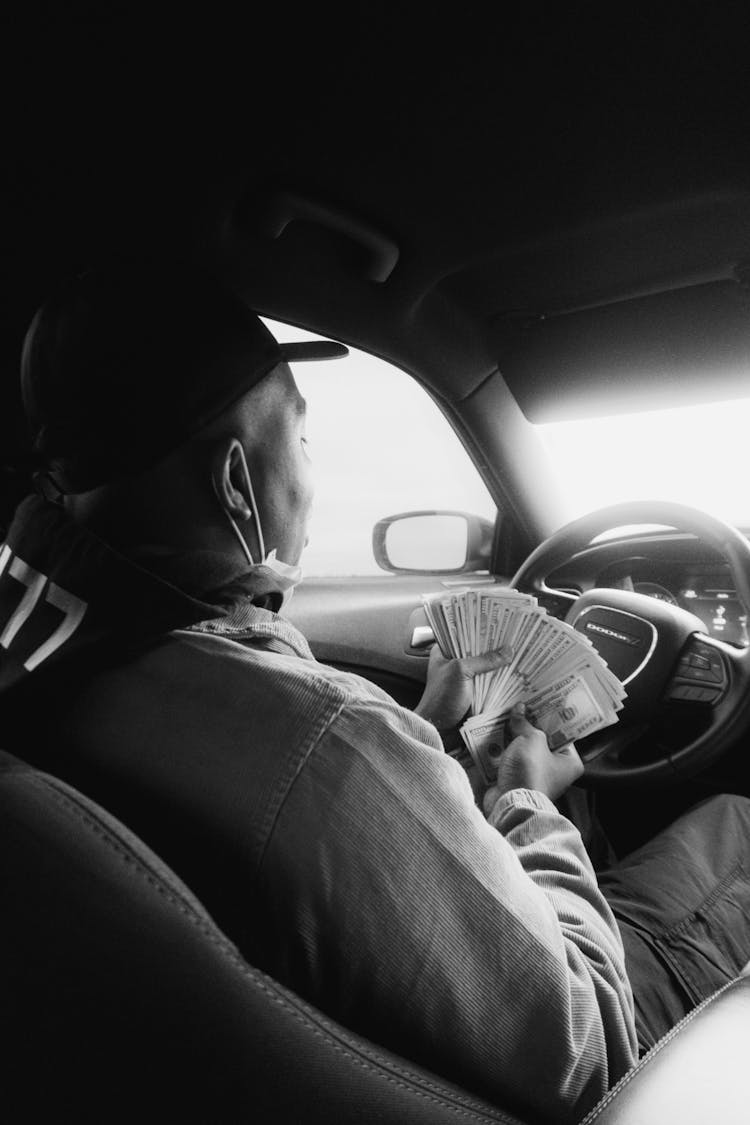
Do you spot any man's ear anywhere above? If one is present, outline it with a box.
[211,438,253,522]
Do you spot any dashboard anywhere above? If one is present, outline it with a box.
[548,530,750,646]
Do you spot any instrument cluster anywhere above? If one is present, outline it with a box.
[609,567,748,645]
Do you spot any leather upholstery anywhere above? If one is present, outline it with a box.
[0,750,520,1125]
[3,746,750,1124]
[585,970,750,1124]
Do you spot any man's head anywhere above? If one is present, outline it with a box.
[20,259,345,568]
[202,360,314,568]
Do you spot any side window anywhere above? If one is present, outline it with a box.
[264,319,497,578]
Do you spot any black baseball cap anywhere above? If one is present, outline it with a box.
[21,259,348,493]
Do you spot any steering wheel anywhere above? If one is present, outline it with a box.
[510,501,750,785]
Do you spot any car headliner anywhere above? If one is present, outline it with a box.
[2,13,750,447]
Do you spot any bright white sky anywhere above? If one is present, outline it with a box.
[537,397,750,527]
[265,316,750,575]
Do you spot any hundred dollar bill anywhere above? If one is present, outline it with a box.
[425,587,627,773]
[460,713,507,785]
[526,673,612,749]
[462,677,617,776]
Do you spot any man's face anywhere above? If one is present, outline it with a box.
[245,363,314,566]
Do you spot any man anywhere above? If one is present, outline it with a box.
[2,260,749,1123]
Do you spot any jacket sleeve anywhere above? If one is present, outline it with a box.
[257,690,638,1124]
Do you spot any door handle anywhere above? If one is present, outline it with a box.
[410,625,435,649]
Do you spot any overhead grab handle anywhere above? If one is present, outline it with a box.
[261,191,399,283]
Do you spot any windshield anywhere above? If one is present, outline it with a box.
[536,396,750,530]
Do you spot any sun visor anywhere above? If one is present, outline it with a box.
[493,281,750,423]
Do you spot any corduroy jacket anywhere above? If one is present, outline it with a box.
[1,495,638,1123]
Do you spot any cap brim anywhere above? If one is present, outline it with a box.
[279,340,349,362]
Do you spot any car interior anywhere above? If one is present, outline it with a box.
[3,12,750,1123]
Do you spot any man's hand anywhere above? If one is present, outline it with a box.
[483,703,584,810]
[414,643,513,735]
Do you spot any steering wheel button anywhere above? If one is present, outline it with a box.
[668,680,722,702]
[686,666,720,683]
[669,683,697,700]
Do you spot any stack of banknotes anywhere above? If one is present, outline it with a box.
[422,586,627,784]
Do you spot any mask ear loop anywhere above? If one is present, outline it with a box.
[237,450,266,563]
[211,441,267,568]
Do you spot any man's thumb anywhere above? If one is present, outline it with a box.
[460,645,513,677]
[508,701,535,736]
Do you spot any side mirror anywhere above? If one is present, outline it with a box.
[372,510,494,575]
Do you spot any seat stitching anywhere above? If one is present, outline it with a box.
[579,977,739,1124]
[34,774,214,913]
[26,773,515,1124]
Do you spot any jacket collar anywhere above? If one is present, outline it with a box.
[0,495,311,690]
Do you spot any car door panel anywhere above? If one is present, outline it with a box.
[285,573,506,708]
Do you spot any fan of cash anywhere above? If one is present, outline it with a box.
[422,586,627,784]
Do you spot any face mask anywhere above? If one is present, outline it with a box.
[213,442,303,609]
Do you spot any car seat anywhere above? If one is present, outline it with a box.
[2,748,749,1124]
